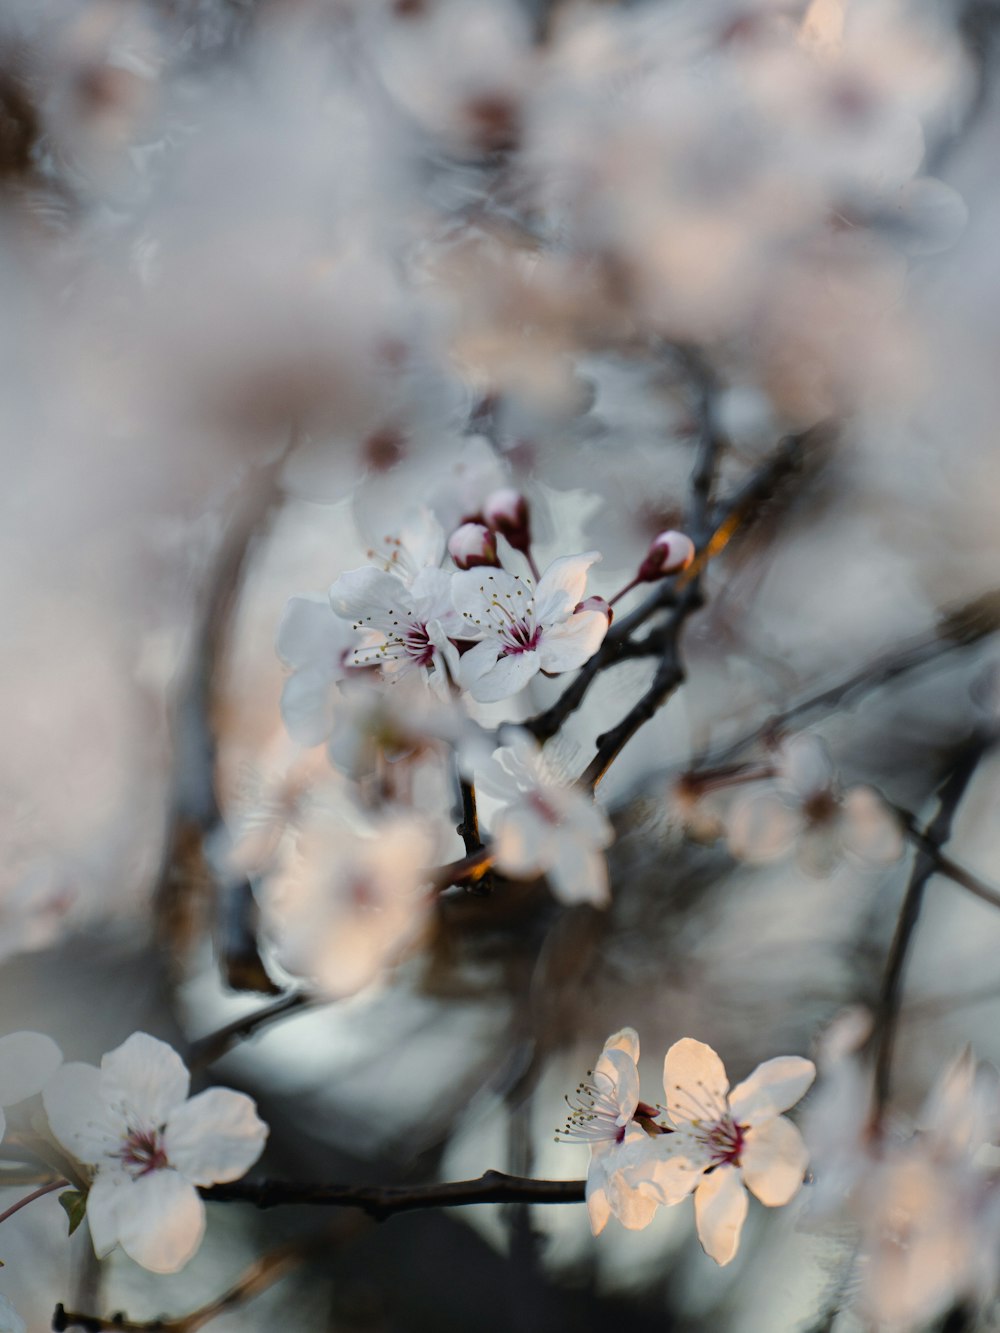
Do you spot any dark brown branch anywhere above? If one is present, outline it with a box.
[871,737,994,1122]
[456,772,483,854]
[201,1168,585,1219]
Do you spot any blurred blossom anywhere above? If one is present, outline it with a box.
[0,1031,62,1142]
[478,732,613,906]
[275,593,359,749]
[262,800,436,997]
[725,734,903,876]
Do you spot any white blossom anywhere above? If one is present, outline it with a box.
[452,553,608,702]
[42,1033,267,1274]
[478,734,613,905]
[632,1039,815,1265]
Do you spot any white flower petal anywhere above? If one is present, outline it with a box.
[663,1039,730,1128]
[604,1028,640,1064]
[694,1165,748,1266]
[534,553,600,621]
[608,1172,660,1231]
[547,837,610,907]
[585,1154,613,1236]
[116,1170,206,1273]
[329,568,411,623]
[625,1133,708,1205]
[741,1115,809,1206]
[841,786,904,863]
[86,1173,133,1259]
[780,734,834,799]
[0,1292,26,1333]
[594,1047,640,1122]
[726,792,800,863]
[165,1089,268,1186]
[43,1062,122,1164]
[538,611,609,673]
[275,594,349,670]
[0,1031,62,1107]
[466,651,540,703]
[729,1056,816,1125]
[280,666,336,748]
[101,1033,190,1126]
[457,638,502,691]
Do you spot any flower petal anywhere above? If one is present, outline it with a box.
[534,553,601,621]
[165,1089,268,1186]
[694,1165,748,1266]
[604,1028,640,1064]
[0,1031,62,1107]
[547,837,610,907]
[593,1046,640,1121]
[663,1039,730,1128]
[275,594,350,670]
[740,1115,809,1206]
[329,568,412,624]
[465,651,540,703]
[725,792,800,864]
[116,1170,206,1273]
[780,734,834,799]
[101,1033,190,1125]
[280,666,336,748]
[86,1173,134,1258]
[585,1151,613,1236]
[625,1132,708,1205]
[538,611,609,673]
[728,1056,816,1125]
[841,786,904,864]
[43,1062,122,1164]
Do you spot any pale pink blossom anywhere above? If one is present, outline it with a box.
[42,1033,267,1273]
[634,1039,815,1265]
[478,734,612,905]
[452,553,608,702]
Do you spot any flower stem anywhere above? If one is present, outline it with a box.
[0,1177,69,1227]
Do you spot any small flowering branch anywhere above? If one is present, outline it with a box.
[201,1168,585,1218]
[187,990,320,1068]
[870,735,995,1123]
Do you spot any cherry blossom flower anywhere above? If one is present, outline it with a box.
[557,1029,663,1235]
[42,1033,267,1274]
[452,553,608,703]
[0,1031,63,1143]
[262,804,435,998]
[634,1039,815,1265]
[275,593,359,748]
[447,522,498,570]
[725,734,903,876]
[478,734,613,905]
[329,565,461,688]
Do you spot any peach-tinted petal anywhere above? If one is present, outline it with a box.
[741,1115,809,1206]
[694,1165,748,1266]
[663,1039,729,1128]
[729,1056,816,1125]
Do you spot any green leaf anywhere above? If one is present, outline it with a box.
[58,1190,87,1236]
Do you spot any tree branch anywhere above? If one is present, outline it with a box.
[870,736,994,1122]
[187,991,320,1069]
[201,1168,585,1219]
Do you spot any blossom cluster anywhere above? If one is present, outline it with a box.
[560,1029,816,1265]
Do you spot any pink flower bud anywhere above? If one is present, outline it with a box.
[483,487,531,553]
[575,595,613,626]
[636,530,695,583]
[448,522,498,570]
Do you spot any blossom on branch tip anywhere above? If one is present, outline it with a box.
[636,529,696,583]
[42,1033,268,1273]
[482,487,531,555]
[329,565,461,688]
[452,553,608,702]
[558,1029,662,1235]
[629,1039,815,1265]
[448,522,498,570]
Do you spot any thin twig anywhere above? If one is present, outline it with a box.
[188,991,320,1069]
[201,1168,585,1218]
[0,1177,68,1226]
[53,1233,334,1332]
[870,737,994,1122]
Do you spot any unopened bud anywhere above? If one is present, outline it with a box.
[483,487,531,553]
[448,522,498,570]
[575,595,613,626]
[636,530,695,583]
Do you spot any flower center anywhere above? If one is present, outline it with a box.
[114,1126,169,1178]
[700,1116,746,1167]
[557,1068,631,1145]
